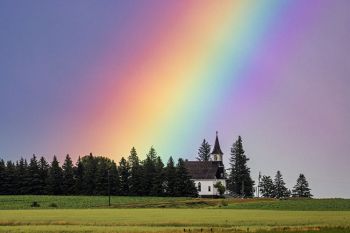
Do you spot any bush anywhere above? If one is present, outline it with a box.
[30,201,40,207]
[48,203,58,208]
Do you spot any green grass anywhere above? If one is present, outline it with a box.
[1,196,350,211]
[225,198,350,211]
[0,209,349,232]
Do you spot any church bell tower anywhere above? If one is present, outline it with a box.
[211,131,223,163]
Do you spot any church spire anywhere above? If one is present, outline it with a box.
[211,131,223,155]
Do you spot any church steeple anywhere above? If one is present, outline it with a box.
[211,131,223,162]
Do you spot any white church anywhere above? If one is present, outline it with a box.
[185,132,226,197]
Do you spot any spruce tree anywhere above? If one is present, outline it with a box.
[151,156,164,196]
[47,156,63,195]
[164,157,177,196]
[94,158,110,195]
[27,154,42,194]
[16,158,28,194]
[74,156,84,195]
[128,147,142,196]
[292,174,312,198]
[38,157,49,194]
[273,171,289,199]
[62,154,75,195]
[196,139,211,161]
[81,153,97,195]
[119,157,129,196]
[4,161,16,194]
[141,147,157,195]
[109,161,120,195]
[260,175,274,198]
[0,159,6,194]
[175,159,198,197]
[228,136,254,197]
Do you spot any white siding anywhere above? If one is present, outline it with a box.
[193,179,226,196]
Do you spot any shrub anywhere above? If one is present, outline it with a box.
[49,203,58,208]
[30,201,40,207]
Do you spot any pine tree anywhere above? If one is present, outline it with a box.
[0,159,6,194]
[81,153,97,195]
[128,147,142,196]
[38,157,49,194]
[175,159,198,197]
[27,154,42,194]
[119,157,129,196]
[62,154,75,195]
[164,157,177,196]
[228,136,254,197]
[74,156,84,195]
[94,158,110,195]
[109,161,120,195]
[196,139,211,161]
[141,147,157,195]
[260,175,274,198]
[273,171,289,199]
[151,156,164,196]
[16,158,28,194]
[4,161,16,194]
[47,156,63,195]
[292,174,312,198]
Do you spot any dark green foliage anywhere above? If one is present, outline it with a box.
[175,159,198,197]
[109,162,120,195]
[128,147,142,196]
[292,174,312,198]
[260,175,275,198]
[119,157,129,196]
[38,157,49,194]
[164,157,177,196]
[74,157,84,195]
[151,156,165,196]
[3,161,16,194]
[228,136,254,197]
[27,155,42,194]
[0,159,6,194]
[214,181,226,196]
[47,156,63,195]
[62,154,75,195]
[81,153,97,195]
[196,139,211,161]
[141,147,158,195]
[273,171,290,199]
[94,157,111,195]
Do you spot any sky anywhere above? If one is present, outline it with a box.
[0,0,349,198]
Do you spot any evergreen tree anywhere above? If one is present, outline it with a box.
[27,154,42,194]
[74,156,84,195]
[109,161,120,195]
[4,161,16,194]
[164,157,177,196]
[174,159,198,197]
[62,154,75,195]
[151,156,164,196]
[141,147,157,195]
[260,175,275,198]
[16,158,28,194]
[47,156,63,195]
[292,174,312,198]
[227,136,254,197]
[81,153,97,195]
[0,159,6,194]
[119,157,129,196]
[128,147,142,196]
[273,171,289,199]
[38,157,49,194]
[94,158,110,195]
[196,139,211,161]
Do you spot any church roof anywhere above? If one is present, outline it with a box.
[211,131,223,155]
[184,161,224,179]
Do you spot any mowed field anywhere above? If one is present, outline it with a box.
[0,196,349,233]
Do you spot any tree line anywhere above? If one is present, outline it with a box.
[197,135,312,198]
[0,147,198,197]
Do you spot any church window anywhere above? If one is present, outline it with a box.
[197,182,201,192]
[208,186,211,192]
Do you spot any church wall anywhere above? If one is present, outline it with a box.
[192,179,226,196]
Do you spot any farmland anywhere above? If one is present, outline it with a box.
[0,196,349,233]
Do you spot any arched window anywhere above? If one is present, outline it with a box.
[208,186,211,192]
[197,182,201,192]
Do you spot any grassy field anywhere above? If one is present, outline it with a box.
[0,196,350,232]
[0,209,349,233]
[0,195,350,211]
